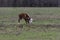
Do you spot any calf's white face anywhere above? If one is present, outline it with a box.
[29,18,33,24]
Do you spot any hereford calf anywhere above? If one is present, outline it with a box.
[18,13,33,24]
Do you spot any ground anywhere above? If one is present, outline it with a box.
[0,7,60,40]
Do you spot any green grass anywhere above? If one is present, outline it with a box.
[0,30,57,40]
[0,7,60,40]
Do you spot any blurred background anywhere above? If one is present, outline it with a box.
[0,0,59,7]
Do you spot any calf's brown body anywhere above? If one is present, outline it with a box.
[18,13,30,24]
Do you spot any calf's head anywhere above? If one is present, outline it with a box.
[25,18,33,24]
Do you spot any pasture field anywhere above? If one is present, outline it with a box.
[0,7,60,40]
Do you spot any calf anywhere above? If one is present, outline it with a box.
[18,13,33,24]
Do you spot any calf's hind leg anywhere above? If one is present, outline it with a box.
[18,18,20,23]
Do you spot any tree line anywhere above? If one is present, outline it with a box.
[0,0,59,7]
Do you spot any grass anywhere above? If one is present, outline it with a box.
[0,28,57,40]
[0,7,60,40]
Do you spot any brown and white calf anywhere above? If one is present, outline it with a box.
[18,13,33,24]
